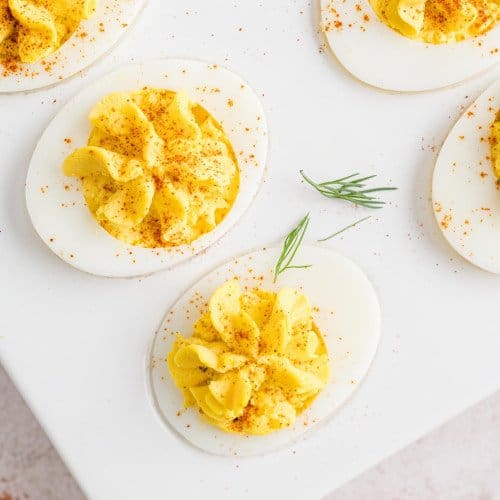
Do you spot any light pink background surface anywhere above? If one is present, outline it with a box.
[1,364,499,500]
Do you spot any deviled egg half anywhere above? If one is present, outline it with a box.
[149,245,381,456]
[321,0,500,91]
[433,78,500,273]
[25,59,268,277]
[0,0,146,93]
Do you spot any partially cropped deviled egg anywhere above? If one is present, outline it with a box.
[149,245,381,456]
[0,0,146,92]
[321,0,500,91]
[433,78,500,273]
[25,59,268,277]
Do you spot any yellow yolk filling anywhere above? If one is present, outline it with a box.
[167,280,330,435]
[370,0,500,44]
[0,0,97,63]
[62,89,239,249]
[490,110,500,179]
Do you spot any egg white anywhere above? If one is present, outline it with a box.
[0,0,146,93]
[320,0,500,92]
[433,79,500,273]
[148,245,381,457]
[25,59,268,278]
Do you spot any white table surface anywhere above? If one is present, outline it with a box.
[3,365,500,499]
[1,1,500,499]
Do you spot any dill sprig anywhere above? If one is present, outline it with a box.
[318,216,371,242]
[300,170,396,209]
[274,213,311,283]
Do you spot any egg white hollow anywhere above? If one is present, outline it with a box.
[148,245,381,457]
[433,79,500,273]
[320,0,500,92]
[25,59,268,278]
[0,0,146,93]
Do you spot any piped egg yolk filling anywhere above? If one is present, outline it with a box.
[489,110,500,179]
[62,89,239,249]
[369,0,500,44]
[0,0,97,63]
[167,280,330,435]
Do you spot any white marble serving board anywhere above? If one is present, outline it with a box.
[1,1,500,499]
